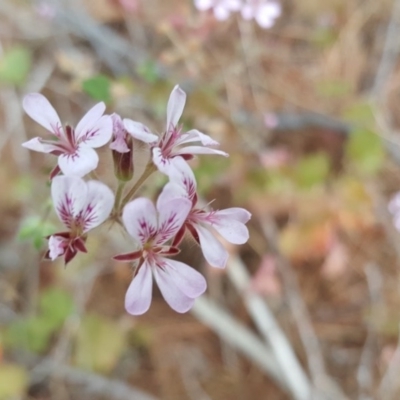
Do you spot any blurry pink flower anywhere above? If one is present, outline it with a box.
[114,189,207,315]
[241,0,281,28]
[22,93,113,178]
[194,0,241,20]
[389,192,400,231]
[259,147,291,169]
[123,85,227,177]
[168,158,251,268]
[35,2,57,20]
[250,255,281,296]
[47,176,114,264]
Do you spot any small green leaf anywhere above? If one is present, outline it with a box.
[39,288,75,330]
[294,153,330,189]
[0,46,31,86]
[74,314,126,373]
[345,128,384,174]
[0,364,28,400]
[18,215,56,250]
[82,75,112,103]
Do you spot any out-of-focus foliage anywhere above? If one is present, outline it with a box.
[0,46,31,86]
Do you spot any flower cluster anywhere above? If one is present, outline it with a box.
[22,85,251,315]
[194,0,281,28]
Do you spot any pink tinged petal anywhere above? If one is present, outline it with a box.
[123,119,158,143]
[110,136,130,153]
[152,258,196,313]
[175,146,228,157]
[157,181,187,205]
[58,145,99,177]
[80,180,114,232]
[214,207,252,224]
[51,176,88,227]
[22,137,58,153]
[168,157,197,200]
[159,258,207,298]
[125,262,153,315]
[122,198,158,245]
[194,0,213,10]
[79,115,113,148]
[214,5,230,20]
[22,93,63,136]
[226,0,241,11]
[179,129,220,146]
[241,4,254,19]
[155,197,192,244]
[211,216,249,244]
[48,235,66,260]
[195,224,228,268]
[166,85,186,131]
[152,147,173,175]
[256,3,281,28]
[74,102,106,141]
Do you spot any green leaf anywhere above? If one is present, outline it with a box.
[74,314,126,373]
[294,153,330,189]
[82,75,112,103]
[4,316,54,353]
[0,46,31,86]
[345,128,384,174]
[0,364,28,400]
[18,215,56,250]
[39,288,75,330]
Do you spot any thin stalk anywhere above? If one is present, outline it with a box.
[120,163,157,209]
[113,181,126,214]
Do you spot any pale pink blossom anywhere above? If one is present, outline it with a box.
[168,158,251,268]
[123,85,228,177]
[241,0,281,28]
[194,0,242,20]
[22,93,113,178]
[110,113,130,153]
[47,176,114,264]
[389,192,400,231]
[114,188,207,315]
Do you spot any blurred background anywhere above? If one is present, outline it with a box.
[1,0,400,399]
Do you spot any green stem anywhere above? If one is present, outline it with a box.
[113,181,126,214]
[120,164,157,210]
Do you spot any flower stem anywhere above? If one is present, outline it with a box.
[120,163,157,210]
[113,181,126,214]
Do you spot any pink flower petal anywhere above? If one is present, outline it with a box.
[51,176,88,227]
[174,146,228,157]
[80,180,114,232]
[211,214,250,245]
[179,129,220,146]
[152,147,173,175]
[58,145,99,177]
[166,85,186,131]
[22,137,58,153]
[123,119,158,143]
[74,102,106,141]
[80,115,113,148]
[156,181,187,205]
[23,93,63,137]
[48,235,66,260]
[214,207,252,224]
[110,113,130,153]
[159,258,207,298]
[152,259,196,313]
[125,262,153,315]
[195,224,228,268]
[194,0,213,10]
[155,197,192,244]
[214,4,230,20]
[122,198,158,245]
[168,157,197,200]
[241,4,254,19]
